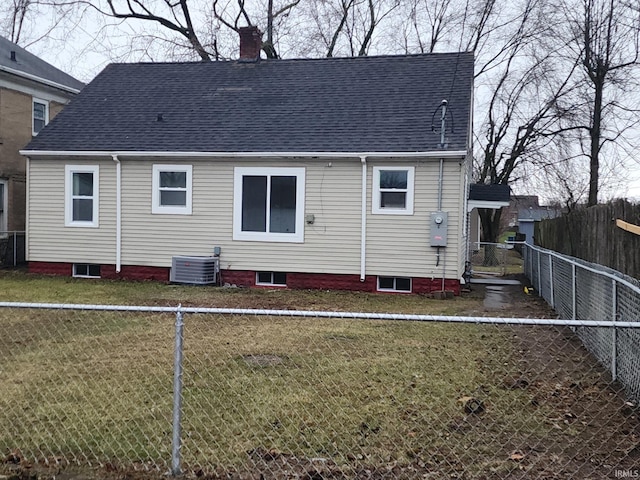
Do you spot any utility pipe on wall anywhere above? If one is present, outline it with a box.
[360,156,367,282]
[111,155,122,273]
[436,99,447,287]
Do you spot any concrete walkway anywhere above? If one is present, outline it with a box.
[468,275,524,310]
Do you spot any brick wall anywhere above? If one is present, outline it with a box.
[28,262,461,295]
[0,87,70,231]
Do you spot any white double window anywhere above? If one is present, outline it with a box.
[65,165,99,227]
[372,166,415,215]
[377,276,412,292]
[152,165,193,214]
[233,167,305,242]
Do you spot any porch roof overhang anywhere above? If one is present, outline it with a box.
[467,199,511,212]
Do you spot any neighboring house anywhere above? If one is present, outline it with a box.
[517,205,563,245]
[21,27,474,294]
[0,36,83,260]
[499,195,541,233]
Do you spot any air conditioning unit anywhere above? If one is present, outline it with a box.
[170,256,219,285]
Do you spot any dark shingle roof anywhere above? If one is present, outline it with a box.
[0,36,84,92]
[26,53,473,153]
[469,184,511,202]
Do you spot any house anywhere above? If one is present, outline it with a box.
[0,36,83,263]
[21,27,474,294]
[499,195,540,233]
[517,204,563,245]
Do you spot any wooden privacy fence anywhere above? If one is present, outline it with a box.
[535,199,640,280]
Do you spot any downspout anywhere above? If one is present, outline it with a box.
[112,155,121,273]
[437,99,446,290]
[360,156,367,282]
[25,157,30,261]
[438,157,445,291]
[435,157,444,268]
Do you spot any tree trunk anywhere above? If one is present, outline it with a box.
[478,208,503,266]
[587,76,603,207]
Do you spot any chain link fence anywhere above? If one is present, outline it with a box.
[524,243,640,405]
[0,231,25,267]
[2,300,639,479]
[469,242,523,277]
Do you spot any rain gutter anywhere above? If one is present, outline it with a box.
[0,65,82,94]
[19,150,467,159]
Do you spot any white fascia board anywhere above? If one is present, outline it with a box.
[0,77,74,104]
[0,65,81,95]
[467,199,511,211]
[20,149,468,159]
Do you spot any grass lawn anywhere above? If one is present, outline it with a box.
[0,268,486,315]
[2,269,619,479]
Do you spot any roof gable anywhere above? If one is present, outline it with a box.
[26,52,473,153]
[0,36,84,92]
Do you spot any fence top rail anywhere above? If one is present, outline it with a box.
[525,243,640,294]
[0,301,638,328]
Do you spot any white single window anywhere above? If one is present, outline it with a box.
[0,179,7,236]
[32,98,49,135]
[377,276,412,293]
[152,165,193,214]
[65,165,99,227]
[233,167,305,243]
[372,166,415,215]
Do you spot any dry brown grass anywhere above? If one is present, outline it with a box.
[3,271,633,479]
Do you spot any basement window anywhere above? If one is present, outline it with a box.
[73,264,101,278]
[256,271,287,286]
[377,276,412,293]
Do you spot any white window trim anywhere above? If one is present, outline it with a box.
[32,97,49,136]
[255,271,287,286]
[233,167,305,243]
[65,165,99,227]
[372,166,415,215]
[73,263,101,278]
[152,164,193,215]
[377,276,412,293]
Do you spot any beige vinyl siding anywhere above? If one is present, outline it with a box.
[120,159,362,274]
[27,155,468,280]
[365,159,464,279]
[27,158,116,263]
[458,153,472,277]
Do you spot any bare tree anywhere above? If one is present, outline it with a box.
[558,0,640,206]
[471,0,580,250]
[3,0,31,43]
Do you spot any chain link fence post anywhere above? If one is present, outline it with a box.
[549,255,554,309]
[611,280,617,382]
[172,306,185,476]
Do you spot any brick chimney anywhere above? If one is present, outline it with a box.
[239,26,262,61]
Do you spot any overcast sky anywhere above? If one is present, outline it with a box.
[8,3,640,203]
